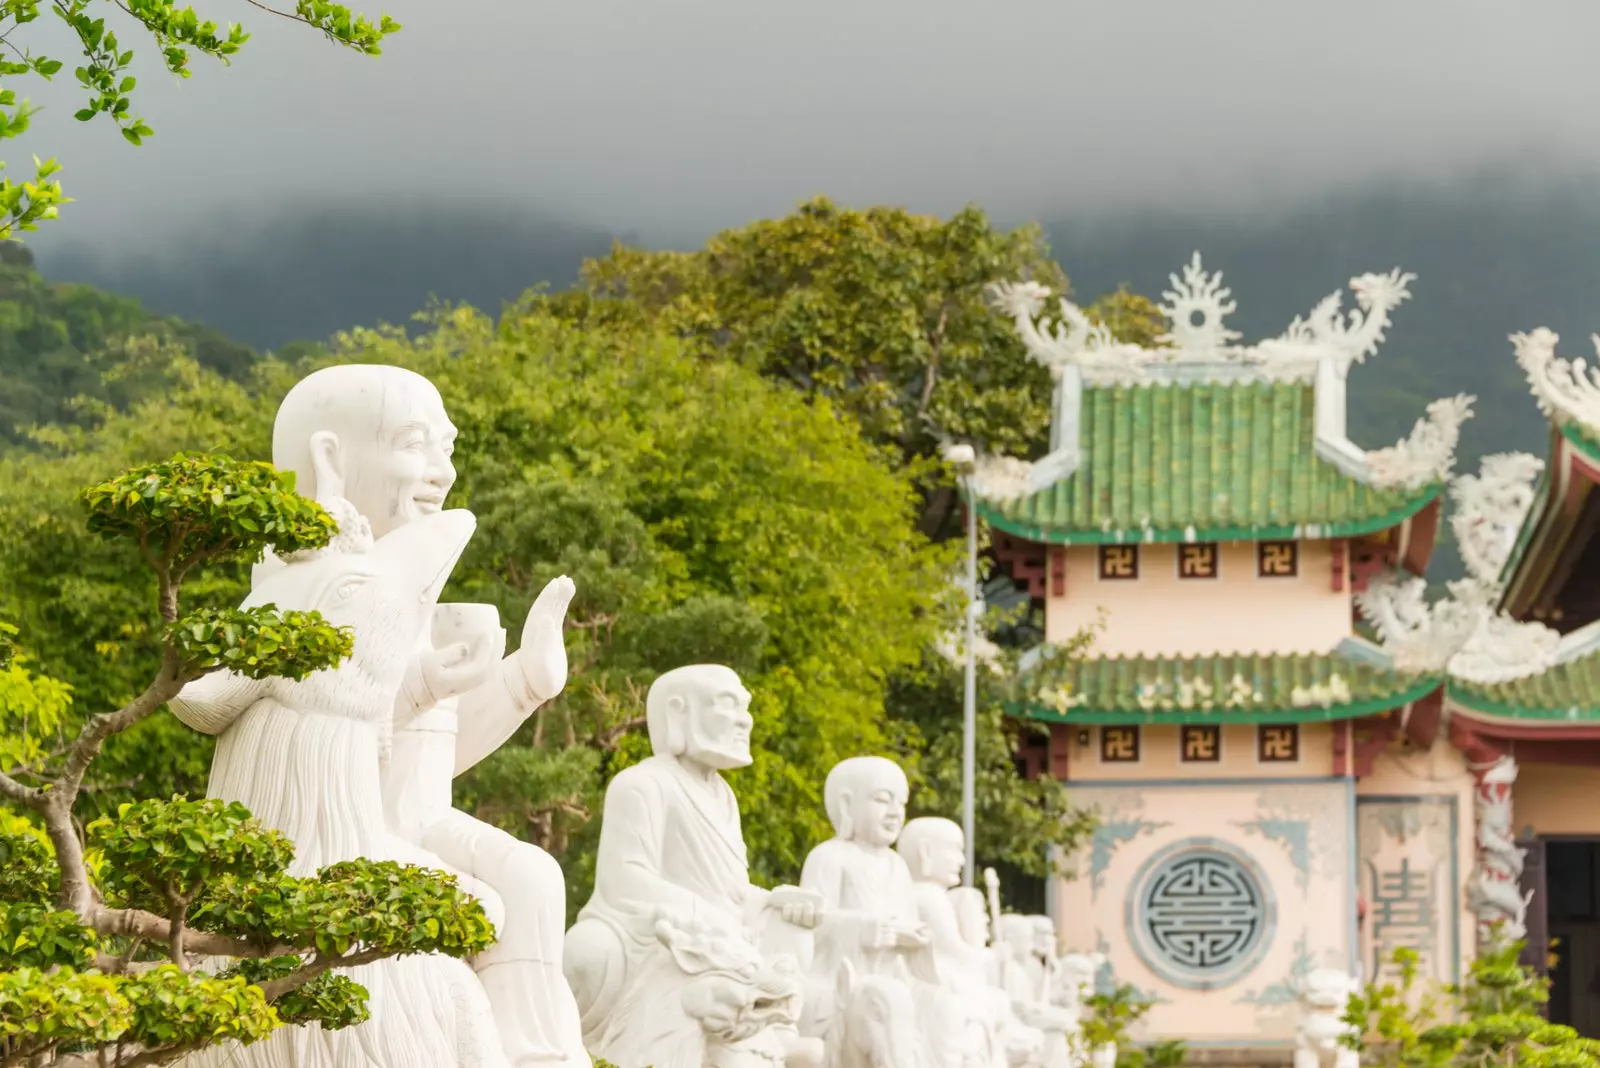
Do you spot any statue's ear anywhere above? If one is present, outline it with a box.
[836,788,854,840]
[308,430,344,507]
[665,695,687,756]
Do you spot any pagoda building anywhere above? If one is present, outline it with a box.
[1404,327,1600,1038]
[969,255,1475,1052]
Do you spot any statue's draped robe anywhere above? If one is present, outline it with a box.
[171,540,506,1068]
[911,881,1000,1068]
[798,838,924,1038]
[575,755,794,1068]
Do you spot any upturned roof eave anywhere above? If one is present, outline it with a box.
[1008,675,1441,726]
[1499,422,1600,615]
[976,483,1443,547]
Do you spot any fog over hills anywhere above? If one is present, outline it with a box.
[42,174,1600,479]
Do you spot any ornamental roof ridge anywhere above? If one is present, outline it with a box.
[1512,327,1600,437]
[989,251,1416,386]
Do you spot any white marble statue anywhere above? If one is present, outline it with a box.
[799,756,932,1054]
[564,665,825,1068]
[997,915,1075,1068]
[1051,950,1112,1068]
[1293,969,1361,1068]
[898,818,1004,1068]
[950,885,1043,1068]
[171,504,508,1067]
[175,364,587,1066]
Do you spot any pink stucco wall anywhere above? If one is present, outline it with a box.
[1045,541,1353,656]
[1512,763,1600,836]
[1055,778,1356,1045]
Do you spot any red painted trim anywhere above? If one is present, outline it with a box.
[992,530,1049,601]
[1352,712,1400,778]
[1506,739,1600,767]
[1348,536,1394,595]
[1448,715,1506,768]
[1568,445,1600,509]
[1404,690,1444,749]
[1401,500,1441,577]
[1449,711,1600,742]
[1048,723,1071,780]
[1049,546,1066,598]
[1333,718,1351,776]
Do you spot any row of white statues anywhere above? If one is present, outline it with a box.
[163,365,1114,1068]
[164,365,1347,1068]
[565,677,1112,1068]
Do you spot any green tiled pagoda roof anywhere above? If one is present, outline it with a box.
[1012,650,1441,725]
[1449,648,1600,721]
[977,381,1438,545]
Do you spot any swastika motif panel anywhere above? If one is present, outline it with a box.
[1129,839,1274,989]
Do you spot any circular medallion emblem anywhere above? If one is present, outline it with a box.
[1128,839,1273,989]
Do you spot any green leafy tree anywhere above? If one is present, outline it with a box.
[0,0,398,243]
[1344,941,1600,1068]
[0,453,499,1066]
[0,262,258,446]
[543,197,1164,508]
[537,199,1159,877]
[1079,983,1186,1068]
[0,311,960,905]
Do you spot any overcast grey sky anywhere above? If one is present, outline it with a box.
[21,0,1600,252]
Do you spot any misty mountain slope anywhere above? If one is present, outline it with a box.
[1044,179,1600,470]
[43,205,627,352]
[39,179,1600,479]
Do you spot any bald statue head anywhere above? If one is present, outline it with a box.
[272,364,459,540]
[645,665,754,771]
[824,756,908,849]
[897,816,965,888]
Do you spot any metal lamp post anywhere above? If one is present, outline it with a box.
[944,443,979,888]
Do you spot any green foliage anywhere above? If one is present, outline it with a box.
[82,452,337,572]
[0,904,96,969]
[88,797,293,915]
[224,956,369,1029]
[167,604,352,681]
[551,196,1165,473]
[0,966,131,1056]
[119,964,277,1049]
[0,631,73,768]
[1080,983,1185,1068]
[0,818,56,905]
[0,0,398,241]
[0,447,504,1064]
[347,306,957,888]
[892,661,1094,877]
[0,273,259,448]
[1345,942,1600,1068]
[0,355,283,810]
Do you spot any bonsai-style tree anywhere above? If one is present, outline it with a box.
[0,453,496,1067]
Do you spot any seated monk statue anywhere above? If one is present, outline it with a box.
[798,756,932,1044]
[897,817,1004,1068]
[258,364,586,1065]
[950,887,1045,1068]
[997,915,1075,1068]
[564,665,824,1068]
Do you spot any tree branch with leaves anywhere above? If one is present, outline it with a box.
[0,454,496,1068]
[0,0,398,242]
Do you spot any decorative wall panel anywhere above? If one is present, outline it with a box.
[1356,796,1460,988]
[1057,779,1355,1046]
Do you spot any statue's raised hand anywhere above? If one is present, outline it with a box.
[518,575,576,702]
